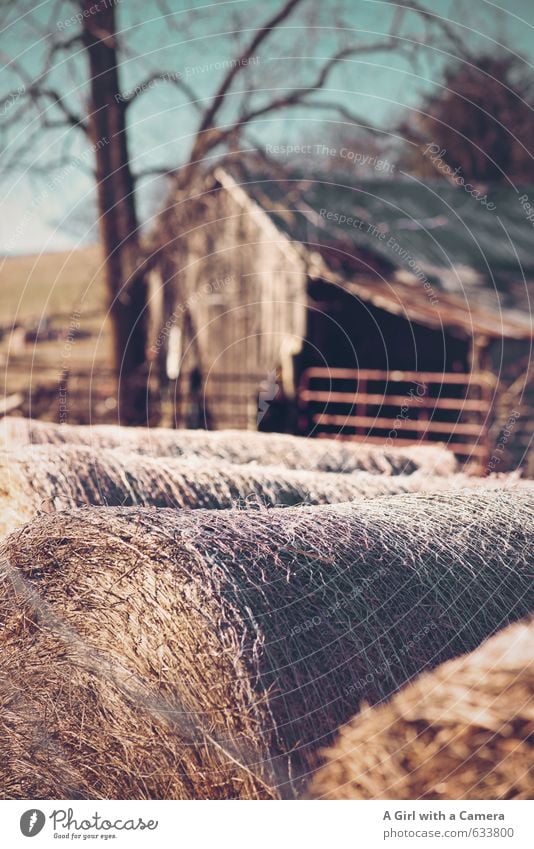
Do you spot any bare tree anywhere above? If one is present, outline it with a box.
[0,0,464,424]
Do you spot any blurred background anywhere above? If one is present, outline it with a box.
[0,0,533,474]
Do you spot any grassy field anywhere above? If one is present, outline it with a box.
[0,246,114,421]
[0,245,106,322]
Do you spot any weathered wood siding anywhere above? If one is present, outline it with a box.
[154,172,308,429]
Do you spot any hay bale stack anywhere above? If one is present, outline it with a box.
[0,444,510,538]
[0,416,456,475]
[0,490,532,800]
[309,618,534,800]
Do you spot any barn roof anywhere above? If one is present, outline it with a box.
[216,169,533,340]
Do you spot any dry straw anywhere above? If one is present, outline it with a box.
[0,444,510,537]
[1,490,532,800]
[309,617,534,800]
[0,416,456,475]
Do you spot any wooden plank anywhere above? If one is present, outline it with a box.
[207,371,268,380]
[2,363,114,376]
[0,393,23,416]
[300,389,490,412]
[312,413,486,436]
[301,367,495,386]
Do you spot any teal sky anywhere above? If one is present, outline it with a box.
[1,0,533,254]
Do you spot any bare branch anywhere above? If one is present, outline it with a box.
[0,51,35,89]
[154,0,181,32]
[285,99,386,134]
[0,40,88,138]
[123,70,201,111]
[42,32,85,67]
[201,39,411,153]
[32,87,89,134]
[399,0,467,54]
[132,165,174,181]
[197,0,305,136]
[185,0,469,175]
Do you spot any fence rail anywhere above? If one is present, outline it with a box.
[298,367,495,471]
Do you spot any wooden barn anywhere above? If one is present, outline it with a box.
[149,168,533,472]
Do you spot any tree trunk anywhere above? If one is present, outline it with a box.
[81,0,149,425]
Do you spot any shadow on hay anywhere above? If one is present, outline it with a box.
[309,617,534,800]
[0,444,503,538]
[0,490,532,799]
[0,417,456,475]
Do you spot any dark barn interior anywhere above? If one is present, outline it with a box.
[305,279,469,373]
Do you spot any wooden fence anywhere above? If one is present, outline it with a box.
[2,357,529,475]
[297,367,495,471]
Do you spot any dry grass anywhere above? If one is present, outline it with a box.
[0,417,456,475]
[309,618,534,800]
[0,445,451,537]
[0,444,526,538]
[0,490,532,800]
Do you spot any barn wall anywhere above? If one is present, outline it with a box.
[155,178,308,429]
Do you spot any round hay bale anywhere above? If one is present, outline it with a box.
[0,444,504,538]
[0,490,532,800]
[0,417,456,475]
[309,618,534,800]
